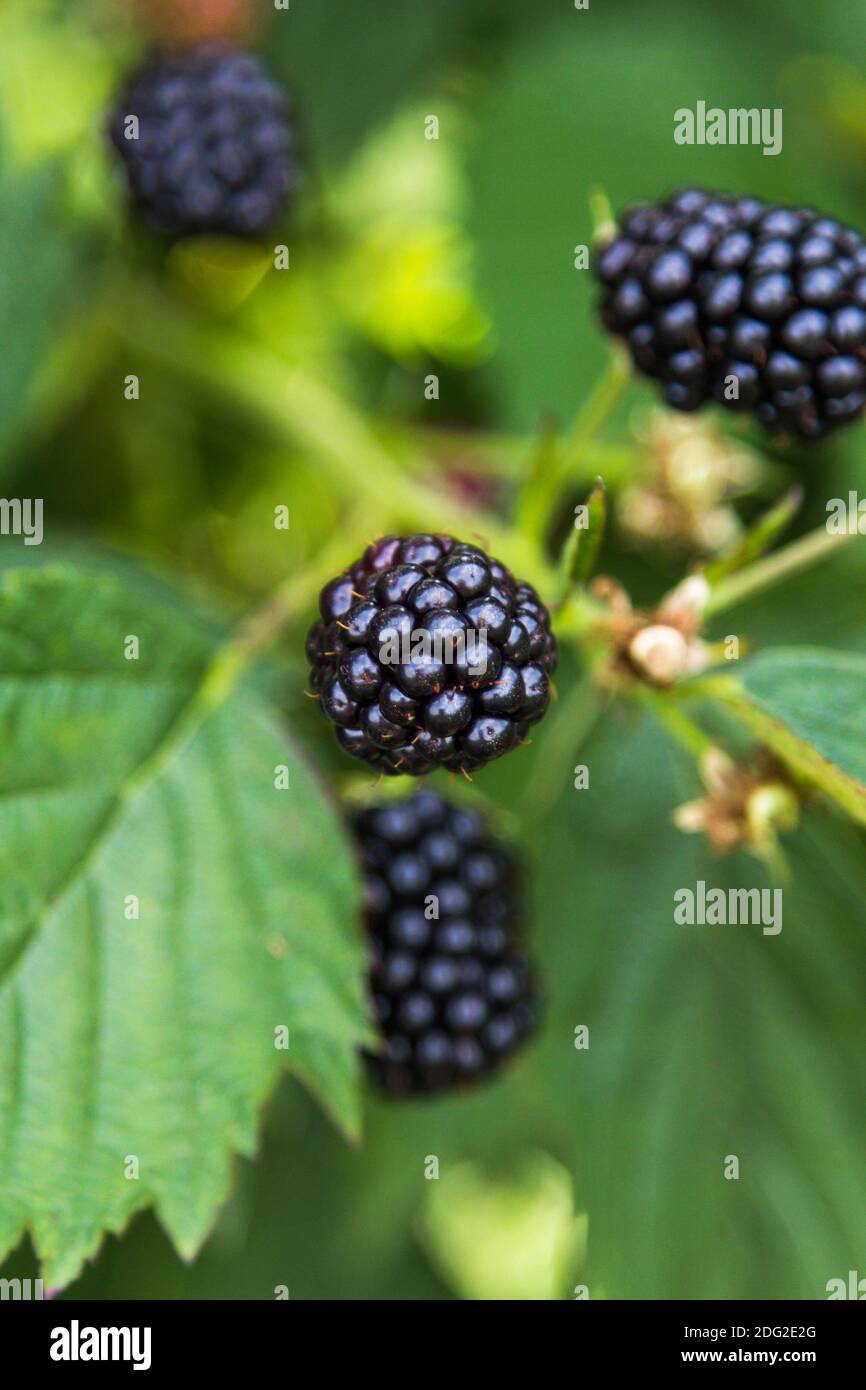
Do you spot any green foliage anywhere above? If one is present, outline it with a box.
[713,648,866,824]
[539,717,866,1300]
[59,714,864,1303]
[0,155,91,464]
[467,4,864,433]
[704,487,802,584]
[419,1153,586,1300]
[561,480,606,591]
[0,566,368,1287]
[1,0,865,1305]
[266,0,464,163]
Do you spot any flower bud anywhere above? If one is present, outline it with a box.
[628,623,689,686]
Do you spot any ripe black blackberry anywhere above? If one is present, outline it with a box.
[596,189,866,440]
[355,791,539,1097]
[306,535,558,775]
[108,43,300,237]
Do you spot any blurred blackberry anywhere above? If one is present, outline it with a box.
[596,188,866,440]
[109,43,301,237]
[355,791,539,1097]
[306,534,558,776]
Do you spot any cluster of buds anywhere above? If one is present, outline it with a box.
[619,410,767,557]
[589,571,712,689]
[674,747,801,860]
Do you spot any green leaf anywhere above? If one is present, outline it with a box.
[560,479,606,592]
[0,564,368,1288]
[539,716,866,1299]
[706,647,866,825]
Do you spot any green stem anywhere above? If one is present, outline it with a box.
[522,677,606,825]
[200,531,353,709]
[99,272,556,597]
[514,420,560,545]
[635,687,714,760]
[517,351,631,549]
[705,523,862,617]
[559,348,632,464]
[554,585,606,639]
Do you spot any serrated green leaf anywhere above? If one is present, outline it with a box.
[704,647,866,826]
[259,714,866,1302]
[0,564,369,1288]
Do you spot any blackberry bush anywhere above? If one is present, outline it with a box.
[109,43,301,237]
[596,188,866,440]
[306,534,558,775]
[355,791,539,1097]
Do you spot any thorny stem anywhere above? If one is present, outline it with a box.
[704,522,863,617]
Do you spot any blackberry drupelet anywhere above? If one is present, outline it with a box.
[355,791,539,1097]
[306,534,558,775]
[596,188,866,440]
[109,43,301,237]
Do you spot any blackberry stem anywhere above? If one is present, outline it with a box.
[522,676,606,824]
[517,350,631,549]
[561,349,632,461]
[636,689,715,760]
[102,271,558,597]
[704,522,863,617]
[200,529,357,709]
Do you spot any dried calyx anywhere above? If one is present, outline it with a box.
[588,572,711,689]
[674,747,801,857]
[619,410,767,557]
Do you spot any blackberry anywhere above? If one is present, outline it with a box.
[596,189,866,440]
[306,535,558,775]
[355,791,539,1097]
[108,43,301,237]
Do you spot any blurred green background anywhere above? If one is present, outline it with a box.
[1,0,865,1299]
